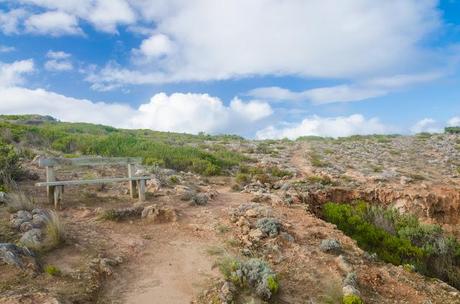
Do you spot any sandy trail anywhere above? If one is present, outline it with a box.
[100,187,252,304]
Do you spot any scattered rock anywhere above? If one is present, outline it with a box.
[0,243,38,270]
[219,281,236,304]
[320,239,342,253]
[141,204,177,223]
[19,228,43,248]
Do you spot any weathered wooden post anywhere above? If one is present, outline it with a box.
[127,163,137,198]
[54,185,63,209]
[138,179,146,202]
[46,166,55,205]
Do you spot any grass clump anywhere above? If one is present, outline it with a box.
[44,264,61,276]
[6,192,35,212]
[342,294,364,304]
[323,201,460,289]
[44,211,66,248]
[217,257,279,300]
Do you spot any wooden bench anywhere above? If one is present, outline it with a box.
[35,157,151,208]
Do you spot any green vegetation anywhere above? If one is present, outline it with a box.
[445,127,460,134]
[0,115,248,176]
[323,201,460,289]
[44,265,61,276]
[217,257,279,300]
[0,139,22,189]
[44,211,66,249]
[342,294,364,304]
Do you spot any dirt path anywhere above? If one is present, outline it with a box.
[290,142,314,177]
[99,187,252,304]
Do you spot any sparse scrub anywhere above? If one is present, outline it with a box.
[190,193,209,206]
[217,257,279,300]
[6,192,34,212]
[256,217,281,237]
[323,201,460,289]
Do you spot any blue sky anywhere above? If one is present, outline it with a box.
[0,0,459,138]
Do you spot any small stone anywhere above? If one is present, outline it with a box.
[343,284,360,296]
[219,281,236,304]
[249,228,265,241]
[19,229,43,248]
[320,239,342,253]
[245,209,258,217]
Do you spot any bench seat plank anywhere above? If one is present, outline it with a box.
[38,157,142,167]
[36,176,151,187]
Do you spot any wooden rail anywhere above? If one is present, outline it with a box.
[35,157,149,209]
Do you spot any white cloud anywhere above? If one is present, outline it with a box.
[229,98,273,122]
[0,86,272,135]
[0,45,15,53]
[410,118,440,134]
[0,8,28,34]
[0,86,136,127]
[132,93,272,134]
[44,50,73,71]
[256,114,388,139]
[18,0,136,33]
[447,117,460,127]
[87,0,440,87]
[133,34,175,61]
[0,59,34,87]
[24,11,82,36]
[248,72,442,104]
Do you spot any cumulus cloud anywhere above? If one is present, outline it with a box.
[0,59,34,87]
[248,72,443,104]
[44,50,73,71]
[131,93,272,134]
[0,87,272,135]
[24,11,82,36]
[410,118,440,134]
[86,0,440,87]
[132,34,175,62]
[0,86,135,127]
[18,0,135,33]
[0,8,28,34]
[256,114,388,139]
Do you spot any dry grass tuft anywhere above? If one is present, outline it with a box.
[44,211,66,248]
[6,192,34,212]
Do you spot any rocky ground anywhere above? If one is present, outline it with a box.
[1,135,460,303]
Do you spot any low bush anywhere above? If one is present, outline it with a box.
[256,217,281,237]
[218,257,279,300]
[323,201,460,289]
[0,140,22,189]
[342,294,364,304]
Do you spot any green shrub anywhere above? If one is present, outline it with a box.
[217,257,279,300]
[235,173,251,185]
[44,265,61,276]
[342,294,364,304]
[0,140,22,188]
[445,127,460,134]
[323,201,460,289]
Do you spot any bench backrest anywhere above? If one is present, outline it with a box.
[38,157,142,168]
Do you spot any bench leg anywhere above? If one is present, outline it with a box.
[128,164,137,198]
[48,186,55,205]
[138,180,146,202]
[54,186,63,209]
